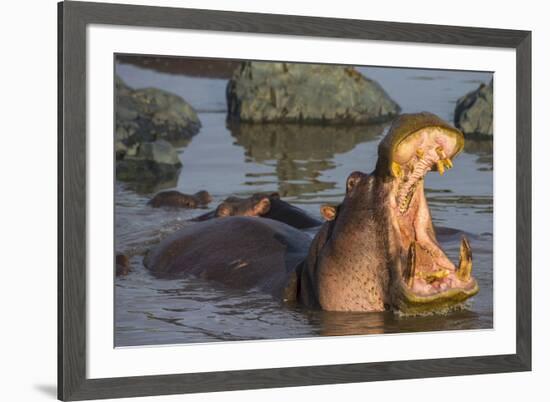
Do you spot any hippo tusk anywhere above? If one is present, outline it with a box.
[435,146,453,172]
[457,236,473,281]
[436,160,446,175]
[435,146,446,160]
[406,241,417,287]
[443,158,453,169]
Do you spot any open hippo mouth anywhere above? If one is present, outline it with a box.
[380,113,479,313]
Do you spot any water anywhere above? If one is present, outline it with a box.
[115,59,493,347]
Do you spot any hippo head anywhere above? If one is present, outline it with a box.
[300,112,479,314]
[377,112,479,313]
[215,193,279,218]
[194,190,213,205]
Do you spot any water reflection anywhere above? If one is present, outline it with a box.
[464,138,494,170]
[120,174,179,195]
[298,303,486,337]
[312,310,388,336]
[230,122,388,196]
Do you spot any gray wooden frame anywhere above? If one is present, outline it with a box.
[58,1,532,400]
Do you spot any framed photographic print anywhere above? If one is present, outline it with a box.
[58,1,531,400]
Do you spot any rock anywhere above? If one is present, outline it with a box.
[115,76,201,149]
[454,80,493,137]
[116,139,182,182]
[226,62,400,124]
[115,76,201,187]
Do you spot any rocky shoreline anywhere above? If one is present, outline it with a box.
[115,76,201,185]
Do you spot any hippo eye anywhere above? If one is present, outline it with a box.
[216,204,232,217]
[346,171,366,194]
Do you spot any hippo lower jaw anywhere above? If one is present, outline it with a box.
[388,127,479,314]
[396,238,479,314]
[398,281,479,315]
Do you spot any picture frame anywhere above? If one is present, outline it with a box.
[58,1,532,400]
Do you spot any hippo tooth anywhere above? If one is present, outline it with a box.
[457,236,473,281]
[398,182,418,214]
[406,242,417,287]
[435,146,453,171]
[416,148,424,159]
[436,160,446,176]
[392,161,403,178]
[435,145,446,160]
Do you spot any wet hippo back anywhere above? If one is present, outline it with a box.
[263,198,321,229]
[144,217,312,298]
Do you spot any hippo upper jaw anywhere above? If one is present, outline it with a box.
[384,122,479,314]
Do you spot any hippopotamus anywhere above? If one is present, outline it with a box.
[148,190,212,208]
[144,217,311,299]
[144,112,479,314]
[298,112,478,313]
[192,192,322,229]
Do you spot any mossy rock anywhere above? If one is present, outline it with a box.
[454,80,493,137]
[115,76,201,148]
[227,62,400,124]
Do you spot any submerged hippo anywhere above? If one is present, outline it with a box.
[192,192,322,229]
[148,190,212,208]
[144,112,479,314]
[144,217,311,299]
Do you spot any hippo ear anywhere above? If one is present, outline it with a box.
[320,205,337,221]
[216,203,232,217]
[253,197,271,216]
[196,190,212,204]
[346,171,366,194]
